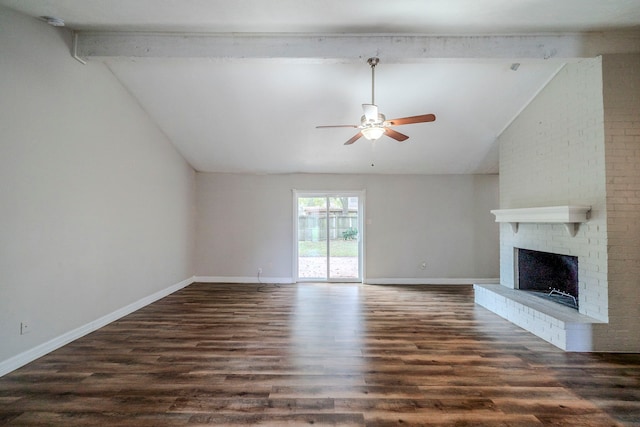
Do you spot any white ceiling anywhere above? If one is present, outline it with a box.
[3,0,640,174]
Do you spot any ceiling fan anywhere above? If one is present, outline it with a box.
[316,57,436,145]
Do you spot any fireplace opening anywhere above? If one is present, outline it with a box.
[516,248,579,309]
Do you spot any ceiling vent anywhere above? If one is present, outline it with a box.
[40,16,65,27]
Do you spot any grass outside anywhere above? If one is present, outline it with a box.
[298,240,358,257]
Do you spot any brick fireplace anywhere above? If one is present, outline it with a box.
[475,54,640,352]
[475,202,603,350]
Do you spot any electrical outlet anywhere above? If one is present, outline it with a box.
[257,268,262,274]
[20,321,31,335]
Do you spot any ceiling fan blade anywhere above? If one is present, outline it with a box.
[362,104,378,122]
[385,128,409,142]
[316,124,359,128]
[386,114,436,126]
[344,132,363,145]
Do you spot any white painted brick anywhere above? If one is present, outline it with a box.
[483,54,640,351]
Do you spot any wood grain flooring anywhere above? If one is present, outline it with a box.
[1,282,639,426]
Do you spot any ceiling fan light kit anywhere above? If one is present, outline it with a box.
[316,57,436,145]
[361,126,386,140]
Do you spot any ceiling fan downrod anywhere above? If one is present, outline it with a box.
[368,57,379,105]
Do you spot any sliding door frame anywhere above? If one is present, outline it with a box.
[293,190,365,283]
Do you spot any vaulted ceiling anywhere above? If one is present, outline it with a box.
[2,0,639,174]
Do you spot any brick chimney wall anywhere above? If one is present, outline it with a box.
[496,54,640,351]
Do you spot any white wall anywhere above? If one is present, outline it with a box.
[495,54,640,351]
[195,173,499,282]
[0,7,196,368]
[498,59,608,321]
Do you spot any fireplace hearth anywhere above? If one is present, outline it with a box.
[516,248,579,309]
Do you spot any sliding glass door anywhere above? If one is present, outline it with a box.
[295,192,363,282]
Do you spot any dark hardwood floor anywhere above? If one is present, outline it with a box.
[1,282,639,426]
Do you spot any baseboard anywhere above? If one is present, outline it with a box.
[193,277,498,285]
[0,276,195,378]
[195,276,294,284]
[365,278,500,285]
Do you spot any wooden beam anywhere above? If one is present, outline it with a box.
[75,32,640,61]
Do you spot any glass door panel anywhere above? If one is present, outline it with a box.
[296,193,362,282]
[297,197,327,280]
[328,196,359,280]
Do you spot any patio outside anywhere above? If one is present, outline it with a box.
[298,239,359,279]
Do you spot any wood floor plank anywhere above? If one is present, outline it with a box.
[1,282,638,426]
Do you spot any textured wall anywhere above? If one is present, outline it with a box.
[600,54,640,350]
[496,54,640,351]
[498,58,608,321]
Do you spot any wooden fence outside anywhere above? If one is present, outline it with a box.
[298,215,358,241]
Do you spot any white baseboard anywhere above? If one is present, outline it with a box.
[195,276,294,284]
[0,276,195,378]
[365,278,500,285]
[194,277,498,286]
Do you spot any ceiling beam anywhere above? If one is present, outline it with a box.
[75,32,640,62]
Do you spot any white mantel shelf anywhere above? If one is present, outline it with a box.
[491,205,591,237]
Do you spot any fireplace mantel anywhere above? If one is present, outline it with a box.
[491,205,591,237]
